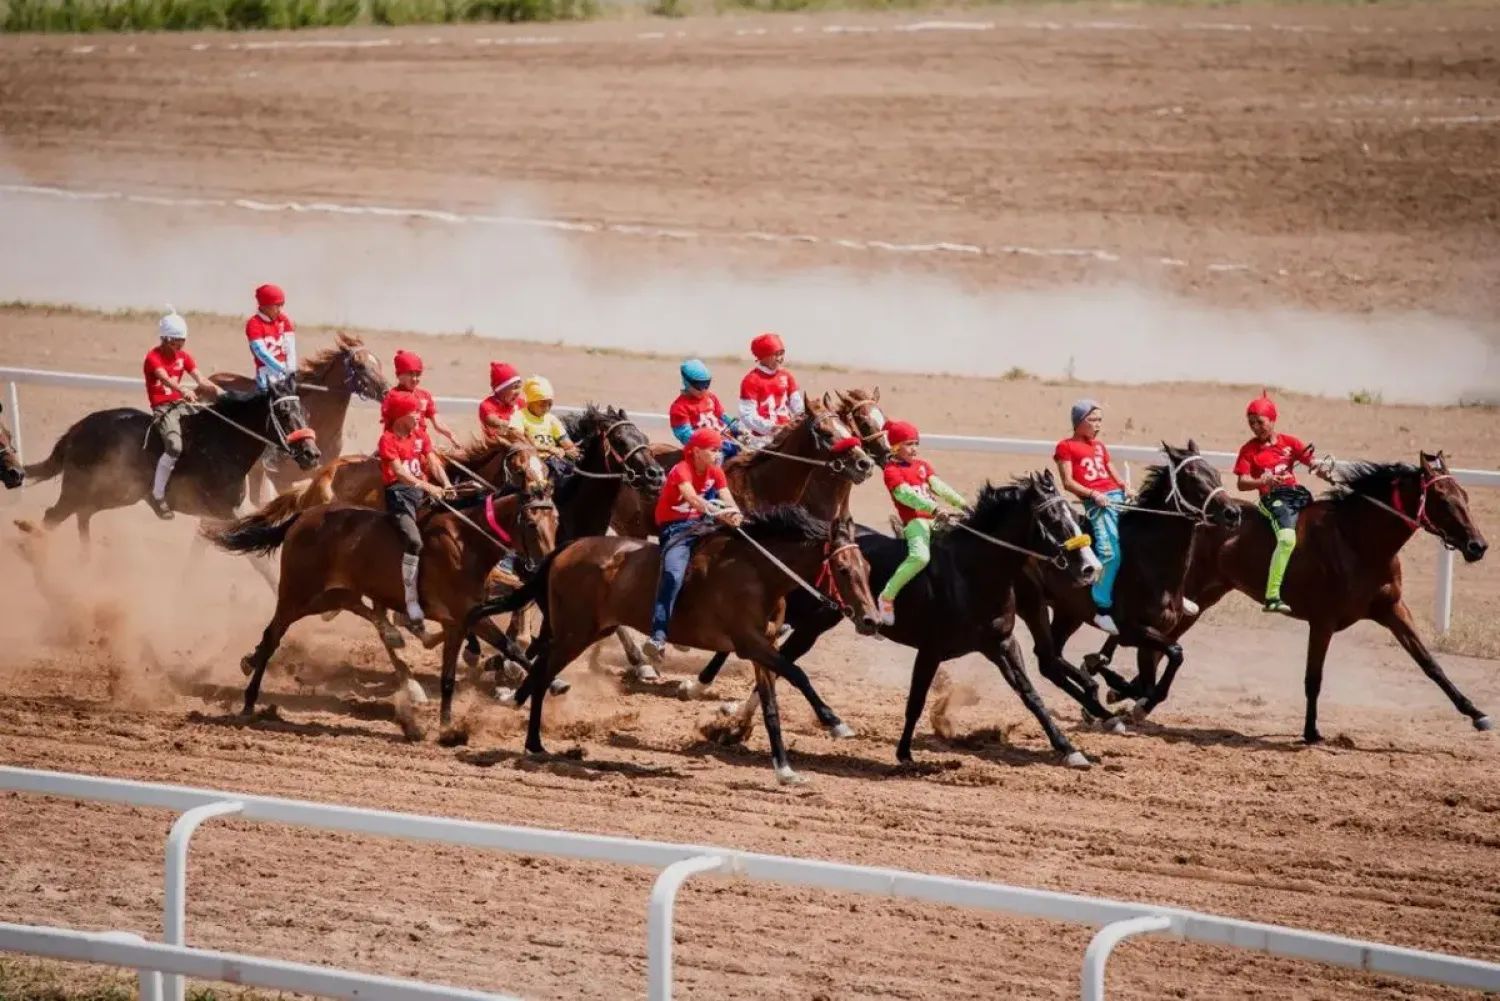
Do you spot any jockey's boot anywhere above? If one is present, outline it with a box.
[401,553,425,631]
[150,454,177,520]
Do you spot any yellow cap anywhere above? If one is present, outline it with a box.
[522,376,554,405]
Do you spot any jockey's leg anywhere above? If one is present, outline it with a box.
[150,403,184,520]
[1259,488,1303,614]
[1085,490,1125,634]
[644,522,694,663]
[387,485,426,628]
[877,517,931,625]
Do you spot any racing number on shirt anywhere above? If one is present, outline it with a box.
[1079,456,1105,482]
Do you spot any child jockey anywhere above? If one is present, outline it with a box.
[479,362,524,439]
[670,359,741,460]
[393,350,459,450]
[876,421,967,626]
[143,309,219,520]
[509,376,581,479]
[379,390,454,630]
[737,332,804,444]
[643,426,743,664]
[246,284,297,392]
[1234,391,1334,614]
[1054,400,1131,635]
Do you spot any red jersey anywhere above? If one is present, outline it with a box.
[478,395,517,435]
[655,460,727,527]
[885,458,939,525]
[669,391,726,433]
[378,430,429,487]
[143,346,197,408]
[739,367,800,427]
[1054,437,1122,493]
[245,312,295,374]
[1234,433,1313,495]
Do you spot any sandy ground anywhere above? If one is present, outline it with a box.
[2,4,1500,999]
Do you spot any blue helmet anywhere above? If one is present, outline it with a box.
[680,358,712,390]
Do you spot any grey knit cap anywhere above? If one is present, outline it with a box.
[1070,399,1101,429]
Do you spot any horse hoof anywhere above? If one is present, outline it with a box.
[1475,715,1493,732]
[632,664,660,683]
[462,647,480,670]
[1128,701,1154,722]
[239,656,255,678]
[827,722,856,740]
[676,679,702,700]
[548,679,571,696]
[495,687,519,707]
[403,678,428,705]
[497,660,527,686]
[1064,751,1092,769]
[718,701,741,717]
[774,766,807,786]
[1082,654,1110,673]
[320,610,339,623]
[1106,716,1129,736]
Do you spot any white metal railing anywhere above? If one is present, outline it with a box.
[2,364,1495,631]
[3,766,1499,1001]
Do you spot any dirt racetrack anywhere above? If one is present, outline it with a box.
[3,2,1500,999]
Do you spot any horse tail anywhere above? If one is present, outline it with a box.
[22,433,67,483]
[464,552,557,632]
[201,499,304,557]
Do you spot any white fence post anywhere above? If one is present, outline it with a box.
[1080,914,1174,1001]
[647,855,726,1001]
[163,800,244,1001]
[97,931,163,1001]
[5,380,20,482]
[1434,540,1454,634]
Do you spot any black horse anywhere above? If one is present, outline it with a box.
[22,377,321,549]
[0,401,22,490]
[1013,441,1242,722]
[691,473,1116,768]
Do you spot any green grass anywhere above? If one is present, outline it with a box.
[1,0,592,31]
[0,960,288,1001]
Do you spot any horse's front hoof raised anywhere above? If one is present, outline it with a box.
[239,655,256,678]
[1474,715,1493,732]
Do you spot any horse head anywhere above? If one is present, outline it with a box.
[515,495,559,574]
[575,405,664,496]
[1157,439,1241,529]
[0,401,22,490]
[807,394,876,484]
[1412,451,1487,564]
[823,513,880,635]
[327,332,390,403]
[832,387,892,466]
[263,375,322,471]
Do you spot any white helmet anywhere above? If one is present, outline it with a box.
[159,309,188,341]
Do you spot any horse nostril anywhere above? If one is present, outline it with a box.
[1467,540,1488,559]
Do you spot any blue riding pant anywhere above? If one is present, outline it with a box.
[1085,488,1126,611]
[650,518,702,643]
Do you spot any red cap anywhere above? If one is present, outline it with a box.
[255,284,285,308]
[885,420,919,446]
[1246,391,1278,422]
[394,350,423,377]
[686,427,723,454]
[381,390,421,428]
[490,362,521,392]
[750,332,784,360]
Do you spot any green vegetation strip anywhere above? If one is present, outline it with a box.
[2,0,595,32]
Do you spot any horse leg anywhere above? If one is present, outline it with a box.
[614,626,650,676]
[76,512,93,562]
[1300,621,1336,745]
[679,651,730,699]
[896,648,943,764]
[741,636,851,740]
[1127,629,1186,722]
[439,626,463,728]
[748,664,801,785]
[241,610,297,716]
[983,635,1090,768]
[1373,600,1490,732]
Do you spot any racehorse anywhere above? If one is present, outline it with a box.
[691,474,1110,769]
[1012,441,1241,722]
[0,401,22,490]
[21,377,321,552]
[1084,452,1491,743]
[203,478,560,738]
[605,393,878,673]
[209,331,388,506]
[466,506,880,783]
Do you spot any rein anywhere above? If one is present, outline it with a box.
[1361,472,1458,546]
[170,393,314,455]
[562,420,652,482]
[1112,453,1225,522]
[740,411,862,470]
[952,493,1092,569]
[813,541,862,618]
[729,525,844,613]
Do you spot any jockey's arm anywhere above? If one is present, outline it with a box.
[671,423,694,446]
[787,387,806,416]
[426,450,453,490]
[737,397,775,438]
[1054,459,1096,503]
[1104,457,1128,494]
[428,413,459,447]
[1237,470,1276,492]
[891,482,938,518]
[151,366,197,403]
[928,475,968,512]
[704,485,744,526]
[391,458,443,497]
[248,339,291,378]
[184,367,220,398]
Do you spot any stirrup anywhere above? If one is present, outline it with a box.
[147,494,175,520]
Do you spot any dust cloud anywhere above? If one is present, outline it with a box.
[0,179,1495,406]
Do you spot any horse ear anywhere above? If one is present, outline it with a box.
[821,390,837,410]
[831,389,848,407]
[872,386,881,402]
[1187,437,1199,454]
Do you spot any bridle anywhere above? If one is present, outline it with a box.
[567,418,658,487]
[1365,470,1462,549]
[813,539,865,619]
[1163,453,1228,522]
[748,411,865,474]
[266,390,317,455]
[954,487,1093,569]
[841,397,889,452]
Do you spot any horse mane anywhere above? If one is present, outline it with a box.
[737,504,830,545]
[564,402,629,446]
[450,426,530,467]
[1134,463,1173,509]
[727,413,807,472]
[1324,460,1418,507]
[299,331,367,376]
[957,477,1034,536]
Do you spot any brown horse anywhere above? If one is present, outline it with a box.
[208,331,389,506]
[0,400,22,490]
[1086,452,1491,743]
[467,507,880,783]
[605,393,878,674]
[203,480,559,739]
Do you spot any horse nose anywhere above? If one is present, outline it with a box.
[1,469,21,489]
[1081,562,1099,584]
[859,614,880,634]
[1465,539,1488,562]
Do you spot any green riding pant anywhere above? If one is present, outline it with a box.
[1257,485,1313,601]
[880,517,933,602]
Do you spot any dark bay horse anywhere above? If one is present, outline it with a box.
[1086,452,1491,744]
[1013,441,1242,724]
[0,401,22,490]
[209,331,388,506]
[204,482,559,738]
[696,475,1111,768]
[21,377,321,550]
[467,507,880,783]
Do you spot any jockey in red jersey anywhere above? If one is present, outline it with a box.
[669,359,742,460]
[143,309,219,519]
[737,332,805,445]
[479,362,523,439]
[246,284,297,393]
[393,350,458,450]
[379,389,454,631]
[1233,391,1335,615]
